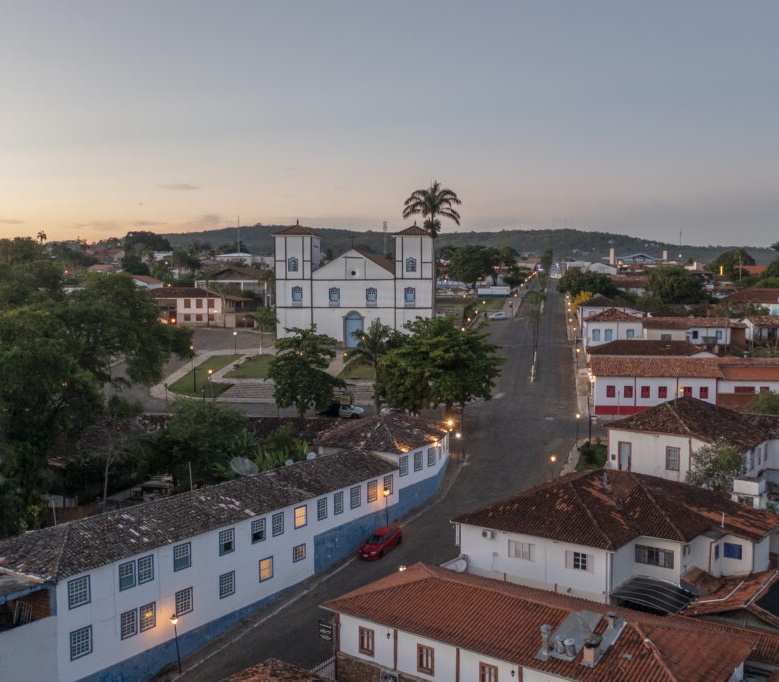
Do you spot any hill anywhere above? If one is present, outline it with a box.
[161,224,778,265]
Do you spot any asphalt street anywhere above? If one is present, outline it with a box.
[149,283,600,681]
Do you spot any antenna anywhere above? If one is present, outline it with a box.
[383,220,388,256]
[237,215,240,254]
[229,457,259,476]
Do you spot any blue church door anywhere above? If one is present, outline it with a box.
[344,312,363,348]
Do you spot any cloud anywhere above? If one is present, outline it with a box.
[0,218,24,225]
[159,183,202,191]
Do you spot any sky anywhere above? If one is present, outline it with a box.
[1,1,777,247]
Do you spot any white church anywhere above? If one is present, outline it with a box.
[273,222,434,347]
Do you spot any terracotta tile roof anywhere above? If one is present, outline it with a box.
[219,658,330,682]
[642,317,744,329]
[588,340,707,357]
[584,308,642,322]
[394,224,430,236]
[610,275,648,288]
[315,413,449,454]
[0,450,395,582]
[717,356,779,381]
[684,569,779,625]
[452,469,778,550]
[581,294,618,308]
[351,247,394,274]
[147,287,212,298]
[272,222,319,237]
[589,356,721,378]
[726,288,779,304]
[322,563,757,681]
[745,315,779,327]
[606,397,769,450]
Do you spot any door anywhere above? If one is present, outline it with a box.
[618,441,632,471]
[344,312,363,348]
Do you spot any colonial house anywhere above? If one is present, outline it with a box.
[0,414,450,682]
[576,294,644,327]
[195,266,272,306]
[642,316,746,351]
[603,397,779,484]
[322,561,779,682]
[743,315,779,348]
[450,470,779,610]
[147,287,256,328]
[726,288,779,316]
[581,308,646,350]
[274,223,433,347]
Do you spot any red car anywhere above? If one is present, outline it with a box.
[358,525,403,560]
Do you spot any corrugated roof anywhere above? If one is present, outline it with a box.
[322,563,757,681]
[452,469,778,550]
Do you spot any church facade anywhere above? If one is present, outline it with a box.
[274,223,434,346]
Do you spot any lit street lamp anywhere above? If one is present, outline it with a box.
[207,369,214,398]
[575,412,581,446]
[382,487,390,526]
[170,614,182,674]
[233,330,237,354]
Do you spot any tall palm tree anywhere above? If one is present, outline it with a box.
[345,319,392,414]
[37,230,47,245]
[402,180,461,239]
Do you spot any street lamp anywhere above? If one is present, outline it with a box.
[170,614,182,674]
[233,330,237,354]
[382,487,390,526]
[207,369,214,398]
[549,454,557,480]
[575,412,581,445]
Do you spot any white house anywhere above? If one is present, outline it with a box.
[450,469,779,610]
[581,308,645,350]
[0,414,450,682]
[147,286,224,327]
[274,223,433,347]
[322,561,768,682]
[642,316,746,351]
[604,397,779,483]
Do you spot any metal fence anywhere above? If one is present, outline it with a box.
[310,656,336,679]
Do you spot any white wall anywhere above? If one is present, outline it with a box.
[0,615,57,682]
[606,429,704,480]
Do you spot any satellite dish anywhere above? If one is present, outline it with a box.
[306,452,316,460]
[230,457,259,477]
[284,459,294,467]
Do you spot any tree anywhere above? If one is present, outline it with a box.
[344,319,393,414]
[402,181,461,240]
[557,269,618,299]
[704,248,755,280]
[448,245,496,289]
[37,230,47,245]
[746,391,779,414]
[525,290,545,358]
[686,440,743,492]
[645,265,709,305]
[123,231,171,253]
[247,306,278,355]
[120,254,151,276]
[269,326,345,416]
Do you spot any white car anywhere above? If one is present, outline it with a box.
[339,404,364,419]
[489,311,508,320]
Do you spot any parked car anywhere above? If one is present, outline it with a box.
[358,525,403,560]
[489,311,508,320]
[319,402,364,419]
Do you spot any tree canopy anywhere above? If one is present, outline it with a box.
[644,265,709,305]
[448,245,497,289]
[686,440,743,492]
[402,181,461,240]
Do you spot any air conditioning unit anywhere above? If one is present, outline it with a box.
[380,670,399,682]
[482,529,496,539]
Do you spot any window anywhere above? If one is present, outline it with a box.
[219,571,236,599]
[138,555,154,584]
[723,543,743,560]
[359,627,375,656]
[174,543,191,571]
[640,385,650,399]
[665,447,680,471]
[68,576,90,609]
[175,587,193,616]
[195,299,203,309]
[716,330,723,340]
[661,334,672,341]
[70,626,92,660]
[606,385,616,398]
[682,386,692,397]
[208,299,215,309]
[294,505,307,529]
[317,498,328,521]
[259,557,273,582]
[350,485,361,509]
[691,330,699,340]
[715,544,720,560]
[417,644,435,675]
[480,663,499,682]
[293,544,306,562]
[592,329,601,342]
[508,540,534,561]
[623,385,633,399]
[251,518,266,543]
[413,451,423,472]
[735,386,755,394]
[291,286,303,303]
[404,287,416,304]
[405,257,417,272]
[367,480,378,503]
[427,447,437,466]
[119,561,136,591]
[328,287,340,306]
[219,528,235,555]
[604,329,613,341]
[383,474,394,495]
[140,602,156,632]
[399,455,409,477]
[184,298,191,308]
[658,386,668,399]
[334,491,344,515]
[566,550,590,571]
[366,287,377,305]
[635,544,674,568]
[287,257,298,272]
[272,512,284,537]
[626,329,635,339]
[120,609,137,639]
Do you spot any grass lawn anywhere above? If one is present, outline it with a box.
[339,359,375,381]
[224,355,273,379]
[169,354,241,397]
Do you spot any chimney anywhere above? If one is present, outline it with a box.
[608,611,617,629]
[554,635,566,654]
[662,249,668,262]
[540,624,551,657]
[564,638,576,657]
[582,635,602,666]
[609,247,615,266]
